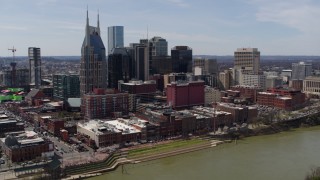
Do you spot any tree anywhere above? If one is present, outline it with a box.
[305,167,320,180]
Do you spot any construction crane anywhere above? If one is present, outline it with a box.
[8,46,16,64]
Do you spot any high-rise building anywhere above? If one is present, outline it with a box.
[82,88,129,119]
[149,37,168,56]
[150,56,172,75]
[80,11,107,97]
[233,48,260,85]
[193,58,218,75]
[133,43,149,81]
[234,48,260,74]
[171,46,192,73]
[53,74,80,100]
[108,26,124,55]
[28,47,41,88]
[291,62,312,80]
[148,37,168,76]
[0,69,29,87]
[219,69,232,90]
[108,48,133,89]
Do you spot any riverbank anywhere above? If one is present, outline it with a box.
[62,138,224,179]
[90,126,320,180]
[63,111,320,179]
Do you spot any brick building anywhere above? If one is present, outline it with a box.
[0,117,24,135]
[267,88,305,106]
[230,85,263,103]
[47,119,65,136]
[82,88,129,119]
[166,81,204,109]
[120,80,157,94]
[257,88,306,110]
[256,92,276,107]
[0,131,54,162]
[25,89,46,106]
[216,103,257,123]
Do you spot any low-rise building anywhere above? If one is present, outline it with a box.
[0,116,24,135]
[289,80,303,91]
[191,106,233,130]
[25,89,46,106]
[257,88,306,110]
[303,76,320,97]
[77,119,141,147]
[230,85,263,103]
[0,131,54,162]
[47,119,65,136]
[216,102,257,123]
[267,88,305,107]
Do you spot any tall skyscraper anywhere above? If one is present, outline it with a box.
[233,48,260,85]
[28,47,41,89]
[53,74,80,100]
[108,48,133,89]
[148,37,168,76]
[149,36,168,56]
[108,26,124,55]
[171,46,192,73]
[80,11,107,97]
[234,48,260,74]
[292,61,312,80]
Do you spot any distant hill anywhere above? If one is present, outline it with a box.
[194,55,320,63]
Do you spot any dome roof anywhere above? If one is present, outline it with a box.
[4,135,19,147]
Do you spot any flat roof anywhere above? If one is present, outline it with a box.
[0,119,17,124]
[277,97,292,100]
[0,114,8,118]
[106,120,140,134]
[78,120,121,135]
[19,137,44,145]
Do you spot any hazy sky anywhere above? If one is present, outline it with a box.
[0,0,319,56]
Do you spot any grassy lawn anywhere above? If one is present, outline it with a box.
[127,138,207,158]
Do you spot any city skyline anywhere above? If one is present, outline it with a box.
[0,0,320,56]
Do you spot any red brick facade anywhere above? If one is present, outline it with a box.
[166,81,204,109]
[82,89,129,119]
[257,88,306,110]
[230,86,263,103]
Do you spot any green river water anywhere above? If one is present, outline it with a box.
[90,126,320,180]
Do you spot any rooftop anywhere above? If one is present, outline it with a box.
[78,119,141,135]
[1,131,46,149]
[67,98,81,107]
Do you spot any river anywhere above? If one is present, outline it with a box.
[90,126,320,180]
